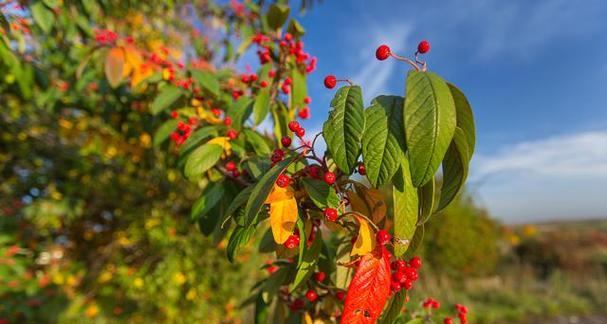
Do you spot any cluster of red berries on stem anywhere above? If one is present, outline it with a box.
[169,120,194,146]
[389,256,422,293]
[288,120,306,138]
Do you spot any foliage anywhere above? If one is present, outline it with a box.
[0,0,478,322]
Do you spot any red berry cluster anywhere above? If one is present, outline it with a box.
[455,304,469,324]
[389,256,422,293]
[423,297,440,309]
[94,29,118,45]
[252,32,317,73]
[288,120,306,138]
[169,121,193,146]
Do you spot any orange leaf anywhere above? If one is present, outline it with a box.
[341,245,392,324]
[351,216,375,257]
[122,46,143,78]
[348,187,387,224]
[105,47,125,88]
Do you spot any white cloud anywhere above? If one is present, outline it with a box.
[471,131,607,223]
[471,131,607,181]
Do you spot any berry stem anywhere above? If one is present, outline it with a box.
[337,79,354,86]
[390,53,421,71]
[414,53,428,72]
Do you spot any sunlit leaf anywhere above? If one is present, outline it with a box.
[105,47,125,88]
[351,216,375,257]
[393,155,419,257]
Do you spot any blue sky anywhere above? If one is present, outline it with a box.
[283,0,607,223]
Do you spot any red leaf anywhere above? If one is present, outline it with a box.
[341,245,391,324]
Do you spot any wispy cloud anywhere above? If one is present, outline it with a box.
[472,131,607,181]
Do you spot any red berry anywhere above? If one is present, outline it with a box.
[250,74,258,82]
[260,80,268,88]
[303,96,312,104]
[241,74,250,83]
[295,128,305,138]
[284,33,293,42]
[288,121,301,132]
[284,77,292,85]
[266,265,279,274]
[224,116,232,126]
[444,318,453,324]
[395,260,407,271]
[402,279,413,290]
[276,174,290,188]
[170,110,179,119]
[227,129,238,140]
[324,75,337,89]
[269,70,276,78]
[417,40,430,54]
[281,136,292,147]
[314,271,326,282]
[390,281,401,292]
[324,208,338,222]
[232,170,240,177]
[376,230,391,245]
[335,290,345,301]
[375,44,391,60]
[357,163,366,175]
[226,161,237,171]
[323,171,336,185]
[409,256,422,269]
[305,289,318,302]
[289,298,304,310]
[298,106,310,119]
[284,234,300,249]
[393,271,406,284]
[281,84,290,94]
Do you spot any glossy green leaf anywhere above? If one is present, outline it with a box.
[266,4,290,30]
[287,19,305,37]
[244,156,296,227]
[291,233,322,291]
[244,129,271,155]
[227,225,255,263]
[392,156,419,257]
[448,83,476,161]
[179,126,220,155]
[272,102,291,144]
[380,290,406,324]
[437,128,470,211]
[227,186,255,225]
[291,67,307,110]
[362,95,406,187]
[153,119,179,147]
[418,178,435,223]
[237,24,254,58]
[184,143,223,179]
[31,3,54,34]
[151,85,183,115]
[261,266,289,303]
[323,85,365,173]
[404,225,424,258]
[191,70,220,97]
[245,157,271,180]
[404,71,456,187]
[253,64,272,124]
[191,181,225,221]
[301,178,339,209]
[228,97,253,131]
[254,293,269,324]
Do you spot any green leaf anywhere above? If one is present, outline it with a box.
[179,126,220,155]
[228,186,255,226]
[437,128,470,211]
[253,85,271,125]
[31,3,54,34]
[245,157,271,180]
[184,143,223,179]
[404,71,456,187]
[271,102,291,143]
[404,225,424,259]
[418,178,435,223]
[228,97,253,131]
[287,19,306,37]
[254,293,269,324]
[291,233,322,291]
[227,225,255,263]
[291,67,307,110]
[296,217,306,267]
[151,85,183,115]
[362,95,406,187]
[266,4,290,30]
[191,181,225,221]
[301,178,339,209]
[380,290,406,324]
[191,70,220,97]
[448,83,476,161]
[258,228,275,253]
[153,119,179,147]
[244,156,296,227]
[392,156,419,257]
[237,24,254,59]
[323,86,365,173]
[244,129,271,155]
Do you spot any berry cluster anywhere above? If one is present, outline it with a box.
[169,120,194,146]
[423,297,440,309]
[94,29,119,45]
[389,256,422,293]
[252,32,317,73]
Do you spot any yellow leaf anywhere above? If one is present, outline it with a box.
[208,136,232,158]
[105,47,125,88]
[303,312,313,324]
[265,184,294,204]
[197,107,222,124]
[351,216,376,256]
[122,46,143,78]
[131,63,154,88]
[266,185,298,244]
